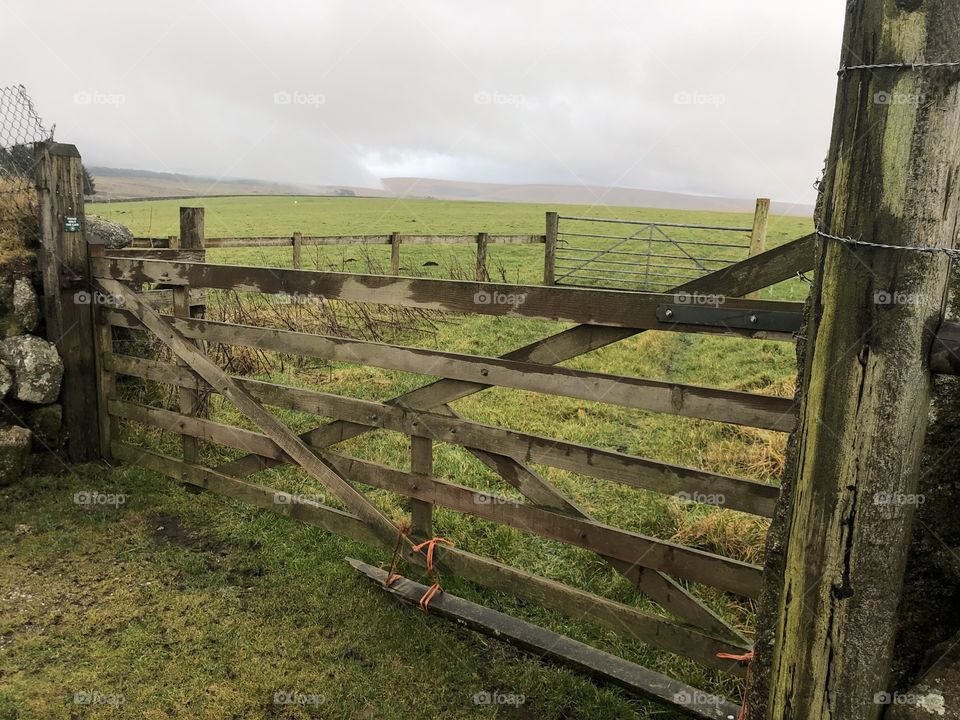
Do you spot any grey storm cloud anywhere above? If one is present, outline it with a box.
[1,0,844,202]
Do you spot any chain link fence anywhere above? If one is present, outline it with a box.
[0,84,50,260]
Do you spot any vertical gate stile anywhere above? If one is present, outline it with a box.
[410,435,433,539]
[174,207,205,466]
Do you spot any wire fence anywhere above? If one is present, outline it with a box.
[554,215,755,291]
[0,85,49,190]
[1,84,49,257]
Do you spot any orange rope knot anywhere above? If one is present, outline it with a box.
[411,537,453,573]
[714,650,754,720]
[715,650,754,665]
[410,537,454,612]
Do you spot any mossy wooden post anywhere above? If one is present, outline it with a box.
[745,199,769,300]
[410,436,433,539]
[87,242,116,462]
[174,207,205,464]
[292,231,302,269]
[390,232,401,275]
[544,212,558,285]
[758,3,960,718]
[476,232,489,281]
[34,141,99,461]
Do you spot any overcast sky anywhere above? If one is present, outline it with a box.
[2,1,844,203]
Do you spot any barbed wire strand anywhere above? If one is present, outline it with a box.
[839,61,960,77]
[816,229,960,260]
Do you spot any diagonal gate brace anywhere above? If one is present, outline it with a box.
[96,276,403,550]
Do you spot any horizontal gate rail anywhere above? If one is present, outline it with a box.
[105,360,781,516]
[91,256,802,340]
[107,399,763,597]
[102,311,797,431]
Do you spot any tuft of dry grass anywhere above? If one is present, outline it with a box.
[0,178,38,267]
[667,506,770,566]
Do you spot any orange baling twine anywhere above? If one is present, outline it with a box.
[383,529,408,588]
[715,651,754,720]
[411,537,453,612]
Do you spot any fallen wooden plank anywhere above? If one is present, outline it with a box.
[348,558,743,720]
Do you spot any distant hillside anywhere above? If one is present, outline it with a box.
[381,178,812,216]
[88,167,388,202]
[88,167,812,216]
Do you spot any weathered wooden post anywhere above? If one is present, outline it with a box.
[410,436,432,539]
[476,232,489,281]
[544,212,558,285]
[390,231,401,275]
[753,2,960,718]
[292,231,302,269]
[745,198,769,300]
[174,207,204,465]
[34,141,99,462]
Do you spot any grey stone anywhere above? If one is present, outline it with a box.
[0,425,31,485]
[0,363,10,398]
[888,636,960,718]
[27,403,62,447]
[85,216,133,250]
[0,335,63,404]
[12,278,39,333]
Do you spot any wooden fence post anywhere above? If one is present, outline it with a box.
[756,3,960,718]
[88,242,116,462]
[476,232,489,281]
[410,436,433,539]
[292,231,302,269]
[745,198,769,300]
[390,232,401,275]
[174,207,205,465]
[544,212,558,285]
[34,141,99,462]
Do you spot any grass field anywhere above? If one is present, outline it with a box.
[0,196,812,719]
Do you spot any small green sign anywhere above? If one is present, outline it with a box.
[64,216,82,232]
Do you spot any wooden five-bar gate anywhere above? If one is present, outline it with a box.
[77,215,816,718]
